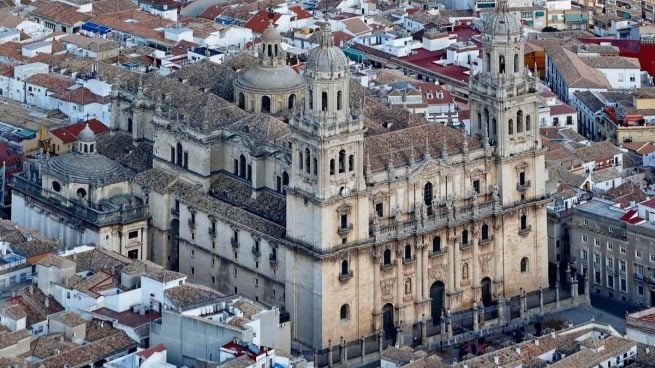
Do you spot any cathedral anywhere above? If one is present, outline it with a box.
[12,0,548,350]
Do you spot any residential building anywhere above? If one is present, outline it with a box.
[48,118,109,155]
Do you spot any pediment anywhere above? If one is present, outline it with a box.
[411,159,448,181]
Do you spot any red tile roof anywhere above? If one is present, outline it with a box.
[640,198,655,210]
[25,74,74,94]
[50,119,108,143]
[620,209,644,224]
[245,10,281,34]
[54,87,109,105]
[137,343,166,359]
[32,0,91,25]
[198,4,229,20]
[549,103,577,116]
[288,5,312,20]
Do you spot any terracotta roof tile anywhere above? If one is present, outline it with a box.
[25,73,75,94]
[33,0,91,25]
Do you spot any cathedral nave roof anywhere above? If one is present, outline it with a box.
[210,173,286,224]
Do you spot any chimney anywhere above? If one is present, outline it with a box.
[515,347,521,355]
[493,355,499,365]
[534,339,540,346]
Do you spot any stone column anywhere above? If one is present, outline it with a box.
[420,315,427,344]
[448,232,456,294]
[472,225,480,301]
[440,310,446,337]
[328,341,333,368]
[584,275,590,304]
[453,234,461,291]
[422,243,430,301]
[378,330,384,353]
[571,276,577,299]
[565,264,571,290]
[446,310,453,338]
[519,289,526,319]
[539,286,544,313]
[416,242,423,304]
[555,262,561,309]
[493,222,503,295]
[396,246,404,307]
[396,323,404,347]
[360,336,365,363]
[473,303,479,332]
[373,251,381,331]
[497,296,505,325]
[340,338,347,365]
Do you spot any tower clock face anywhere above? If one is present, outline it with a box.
[340,187,351,197]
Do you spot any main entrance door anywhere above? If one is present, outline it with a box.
[481,277,492,306]
[430,281,445,324]
[382,303,395,340]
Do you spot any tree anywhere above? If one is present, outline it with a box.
[542,26,560,32]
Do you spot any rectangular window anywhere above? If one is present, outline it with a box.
[581,249,588,261]
[620,245,626,254]
[340,214,348,229]
[128,230,139,239]
[607,256,614,270]
[636,250,642,259]
[375,203,384,218]
[607,241,613,251]
[636,264,644,277]
[620,260,626,273]
[594,238,599,247]
[639,285,644,295]
[609,226,613,233]
[582,234,588,243]
[620,278,627,292]
[233,159,238,175]
[607,275,614,289]
[595,271,601,284]
[594,253,601,267]
[519,172,526,186]
[650,253,655,263]
[583,219,588,225]
[473,179,480,194]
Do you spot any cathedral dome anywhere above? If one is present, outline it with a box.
[44,152,133,186]
[236,65,304,92]
[483,0,522,37]
[305,23,349,74]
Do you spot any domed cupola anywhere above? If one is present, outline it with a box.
[305,20,350,79]
[482,0,522,42]
[233,19,304,114]
[77,123,96,154]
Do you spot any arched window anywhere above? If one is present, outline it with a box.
[330,159,335,175]
[482,224,489,240]
[83,144,88,153]
[338,149,346,173]
[462,263,469,280]
[89,144,94,153]
[239,154,246,178]
[348,155,354,172]
[298,152,303,171]
[404,244,412,260]
[514,53,519,73]
[521,214,528,230]
[508,119,513,135]
[520,257,529,273]
[383,249,391,265]
[288,94,295,109]
[405,277,412,294]
[76,188,87,199]
[432,236,441,253]
[305,148,311,174]
[517,110,523,133]
[322,91,328,111]
[337,91,342,110]
[526,115,531,131]
[176,143,183,165]
[238,92,245,109]
[477,112,482,130]
[462,229,469,245]
[308,88,313,110]
[340,304,350,320]
[282,171,289,187]
[485,52,490,72]
[499,54,505,74]
[492,118,497,135]
[341,260,349,275]
[313,158,317,175]
[261,96,271,113]
[424,182,433,206]
[267,44,272,57]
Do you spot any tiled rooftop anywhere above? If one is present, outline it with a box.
[164,283,223,310]
[144,269,186,283]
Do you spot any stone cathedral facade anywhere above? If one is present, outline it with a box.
[107,1,548,350]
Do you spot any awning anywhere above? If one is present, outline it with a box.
[81,22,111,35]
[535,11,545,17]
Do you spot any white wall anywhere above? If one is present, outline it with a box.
[598,67,641,89]
[104,288,142,312]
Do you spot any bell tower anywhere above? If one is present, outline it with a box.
[286,21,368,250]
[469,0,540,158]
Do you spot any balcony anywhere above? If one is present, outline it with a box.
[518,225,532,236]
[402,255,416,265]
[619,269,626,277]
[480,236,494,245]
[338,223,353,236]
[634,272,644,281]
[252,246,261,259]
[606,265,614,274]
[516,180,532,192]
[380,260,397,271]
[231,237,239,250]
[593,262,600,270]
[429,246,448,258]
[338,270,353,282]
[460,242,472,250]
